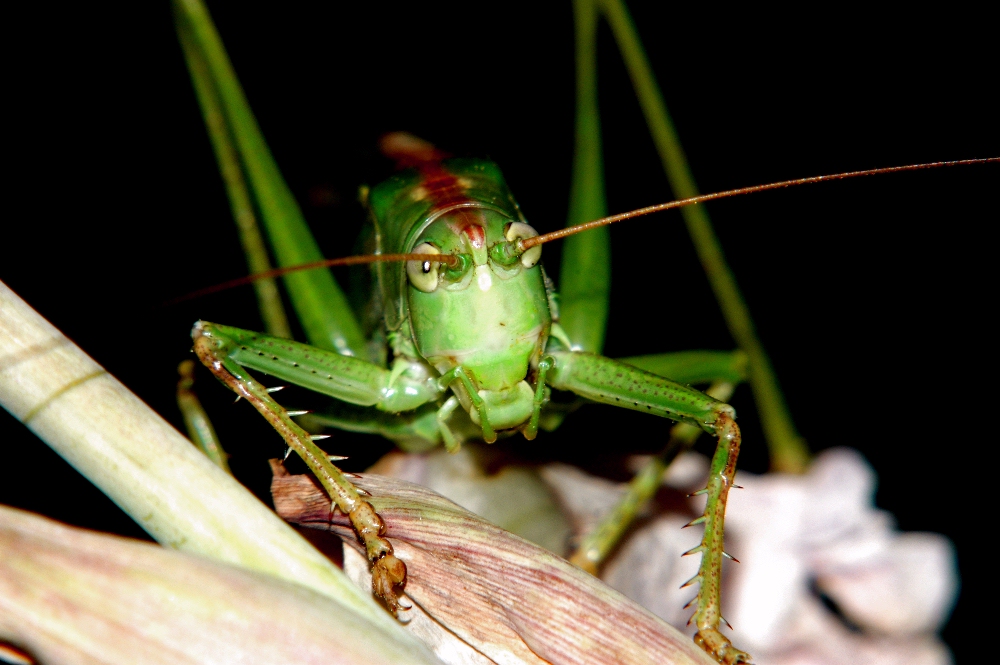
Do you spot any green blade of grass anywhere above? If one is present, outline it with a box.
[560,0,611,354]
[175,12,292,340]
[600,0,810,473]
[174,0,366,356]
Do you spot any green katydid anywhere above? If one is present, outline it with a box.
[4,0,989,660]
[186,128,754,661]
[171,2,997,663]
[175,1,744,660]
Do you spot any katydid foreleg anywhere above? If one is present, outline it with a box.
[562,349,747,569]
[192,320,445,611]
[547,350,750,665]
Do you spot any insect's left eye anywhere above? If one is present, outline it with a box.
[505,222,542,267]
[406,242,441,292]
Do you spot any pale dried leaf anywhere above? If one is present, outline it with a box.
[341,544,497,665]
[0,505,443,665]
[272,463,714,665]
[370,450,572,555]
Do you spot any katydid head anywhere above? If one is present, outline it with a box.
[402,207,552,408]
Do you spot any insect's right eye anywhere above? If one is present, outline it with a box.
[406,242,441,292]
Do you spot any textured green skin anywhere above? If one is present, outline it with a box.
[203,323,440,413]
[369,158,552,435]
[548,351,729,431]
[407,213,550,392]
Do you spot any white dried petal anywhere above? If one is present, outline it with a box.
[816,532,958,635]
[601,515,702,631]
[538,463,627,537]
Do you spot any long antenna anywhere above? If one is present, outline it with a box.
[164,253,457,305]
[167,157,997,306]
[518,158,998,251]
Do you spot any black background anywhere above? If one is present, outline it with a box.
[3,3,996,661]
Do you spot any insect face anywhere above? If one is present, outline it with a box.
[406,209,552,402]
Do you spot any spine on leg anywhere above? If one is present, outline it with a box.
[192,321,408,612]
[690,410,752,664]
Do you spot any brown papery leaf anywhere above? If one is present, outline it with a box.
[271,462,714,665]
[0,505,443,665]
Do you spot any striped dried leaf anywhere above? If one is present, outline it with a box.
[0,505,442,665]
[271,462,714,665]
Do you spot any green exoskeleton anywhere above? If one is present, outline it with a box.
[191,135,750,663]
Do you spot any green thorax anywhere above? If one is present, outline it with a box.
[368,158,551,406]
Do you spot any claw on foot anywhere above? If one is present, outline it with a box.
[695,629,752,664]
[349,500,407,613]
[372,553,407,612]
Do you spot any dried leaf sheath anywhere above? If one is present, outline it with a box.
[0,505,439,665]
[272,464,715,665]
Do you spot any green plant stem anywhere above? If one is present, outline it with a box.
[560,0,611,354]
[176,16,292,339]
[173,0,366,356]
[599,0,810,473]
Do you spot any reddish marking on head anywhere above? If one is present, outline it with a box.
[462,223,486,248]
[380,134,473,213]
[413,162,473,213]
[381,135,490,243]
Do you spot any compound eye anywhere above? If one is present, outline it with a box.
[504,222,542,268]
[406,242,441,292]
